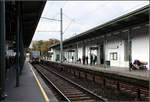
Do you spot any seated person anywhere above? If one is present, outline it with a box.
[132,59,141,70]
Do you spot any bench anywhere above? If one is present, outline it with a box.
[139,61,147,70]
[132,61,148,70]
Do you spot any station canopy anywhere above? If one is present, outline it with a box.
[50,4,149,49]
[6,1,46,48]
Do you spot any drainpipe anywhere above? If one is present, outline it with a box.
[0,0,6,100]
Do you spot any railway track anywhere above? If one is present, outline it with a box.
[33,64,107,102]
[39,62,149,101]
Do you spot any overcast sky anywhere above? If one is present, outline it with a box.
[32,1,149,42]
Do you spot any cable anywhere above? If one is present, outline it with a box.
[63,19,75,33]
[75,3,105,21]
[36,31,60,32]
[63,13,88,30]
[41,17,60,21]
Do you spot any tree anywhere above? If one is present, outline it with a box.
[25,48,32,53]
[31,39,59,56]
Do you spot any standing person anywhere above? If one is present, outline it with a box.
[82,55,85,65]
[72,56,74,63]
[94,55,97,65]
[90,54,93,65]
[5,54,10,78]
[86,56,88,65]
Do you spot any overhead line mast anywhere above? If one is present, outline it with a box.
[60,8,63,63]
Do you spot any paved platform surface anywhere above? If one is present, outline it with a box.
[3,61,57,102]
[62,62,149,81]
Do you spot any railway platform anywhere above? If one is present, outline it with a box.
[3,61,58,102]
[63,62,149,81]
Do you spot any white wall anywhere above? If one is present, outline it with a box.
[78,47,83,61]
[51,25,149,69]
[105,39,128,67]
[52,49,60,61]
[85,44,97,64]
[132,26,149,69]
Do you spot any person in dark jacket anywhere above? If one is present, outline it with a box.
[78,58,81,64]
[72,56,74,63]
[86,56,88,65]
[90,55,93,65]
[132,59,141,70]
[94,55,97,65]
[82,55,85,65]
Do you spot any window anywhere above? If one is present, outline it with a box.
[110,52,118,60]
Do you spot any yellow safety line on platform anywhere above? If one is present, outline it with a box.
[29,63,50,102]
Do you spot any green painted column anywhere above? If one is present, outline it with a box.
[19,2,25,75]
[16,1,20,87]
[0,0,6,99]
[19,32,24,75]
[128,28,132,71]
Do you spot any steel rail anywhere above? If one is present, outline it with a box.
[33,64,71,102]
[39,64,108,102]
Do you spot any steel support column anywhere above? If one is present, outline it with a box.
[103,36,106,68]
[16,2,20,87]
[128,28,132,71]
[60,8,63,63]
[97,44,101,65]
[82,45,85,65]
[90,48,92,65]
[67,51,69,62]
[0,0,6,99]
[75,43,78,63]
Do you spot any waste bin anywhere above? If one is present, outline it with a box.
[105,60,110,66]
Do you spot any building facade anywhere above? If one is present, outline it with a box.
[50,5,149,69]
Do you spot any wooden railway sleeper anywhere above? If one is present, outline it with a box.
[66,94,89,98]
[137,88,141,99]
[78,71,81,79]
[38,64,108,102]
[117,81,120,91]
[69,96,93,101]
[103,78,106,86]
[93,75,95,83]
[85,73,87,79]
[74,70,76,77]
[34,65,71,102]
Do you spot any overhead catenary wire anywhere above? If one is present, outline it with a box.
[63,18,75,33]
[63,13,88,30]
[47,0,68,21]
[36,31,60,32]
[41,17,60,21]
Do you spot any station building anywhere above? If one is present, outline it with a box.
[50,5,149,69]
